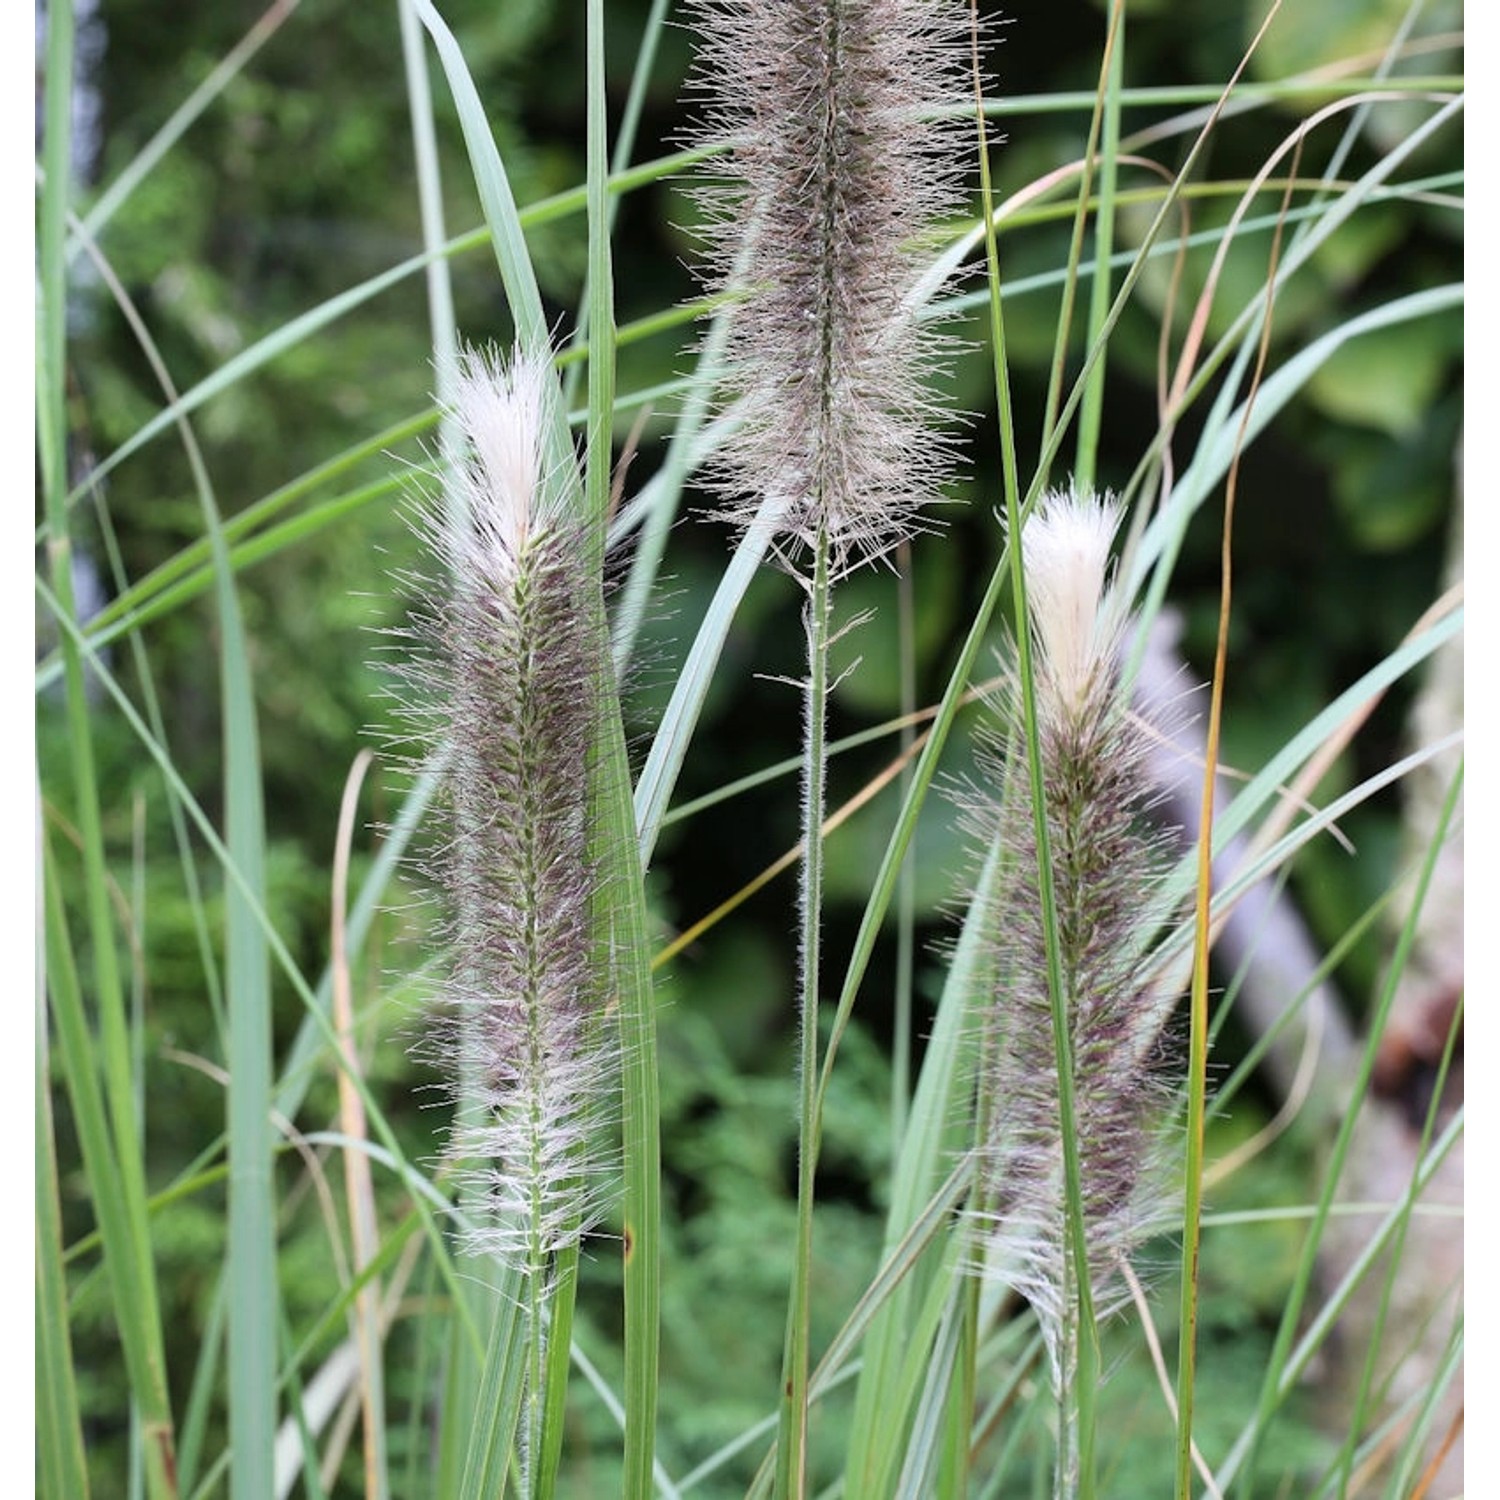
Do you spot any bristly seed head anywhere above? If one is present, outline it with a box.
[970,489,1178,1387]
[686,0,976,571]
[406,344,617,1278]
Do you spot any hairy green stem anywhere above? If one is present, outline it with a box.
[777,524,835,1499]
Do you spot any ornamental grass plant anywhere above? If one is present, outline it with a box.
[36,1,1463,1497]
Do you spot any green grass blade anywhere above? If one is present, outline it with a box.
[220,654,277,1500]
[1232,762,1464,1496]
[843,839,999,1492]
[580,0,662,1492]
[534,1243,582,1497]
[409,0,574,486]
[892,1282,967,1500]
[634,505,781,866]
[1074,1,1125,490]
[1334,988,1462,1494]
[37,0,70,510]
[41,833,176,1497]
[455,1281,527,1500]
[1211,1105,1463,1494]
[36,829,91,1500]
[593,594,662,1500]
[397,0,459,424]
[561,0,671,412]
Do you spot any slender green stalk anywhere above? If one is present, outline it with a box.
[1037,4,1117,489]
[176,1277,227,1497]
[36,810,91,1500]
[1074,0,1125,490]
[891,542,918,1152]
[777,526,835,1497]
[561,0,671,411]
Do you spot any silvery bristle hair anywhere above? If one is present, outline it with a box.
[687,0,972,569]
[973,492,1176,1371]
[415,345,616,1275]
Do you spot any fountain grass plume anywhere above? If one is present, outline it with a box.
[685,0,973,571]
[971,491,1179,1464]
[408,344,618,1278]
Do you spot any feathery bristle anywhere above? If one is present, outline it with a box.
[1021,494,1124,717]
[687,0,973,568]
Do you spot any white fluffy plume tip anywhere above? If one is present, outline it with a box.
[1020,492,1123,717]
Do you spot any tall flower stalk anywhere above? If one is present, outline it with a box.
[687,2,970,1490]
[972,492,1176,1500]
[411,345,615,1494]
